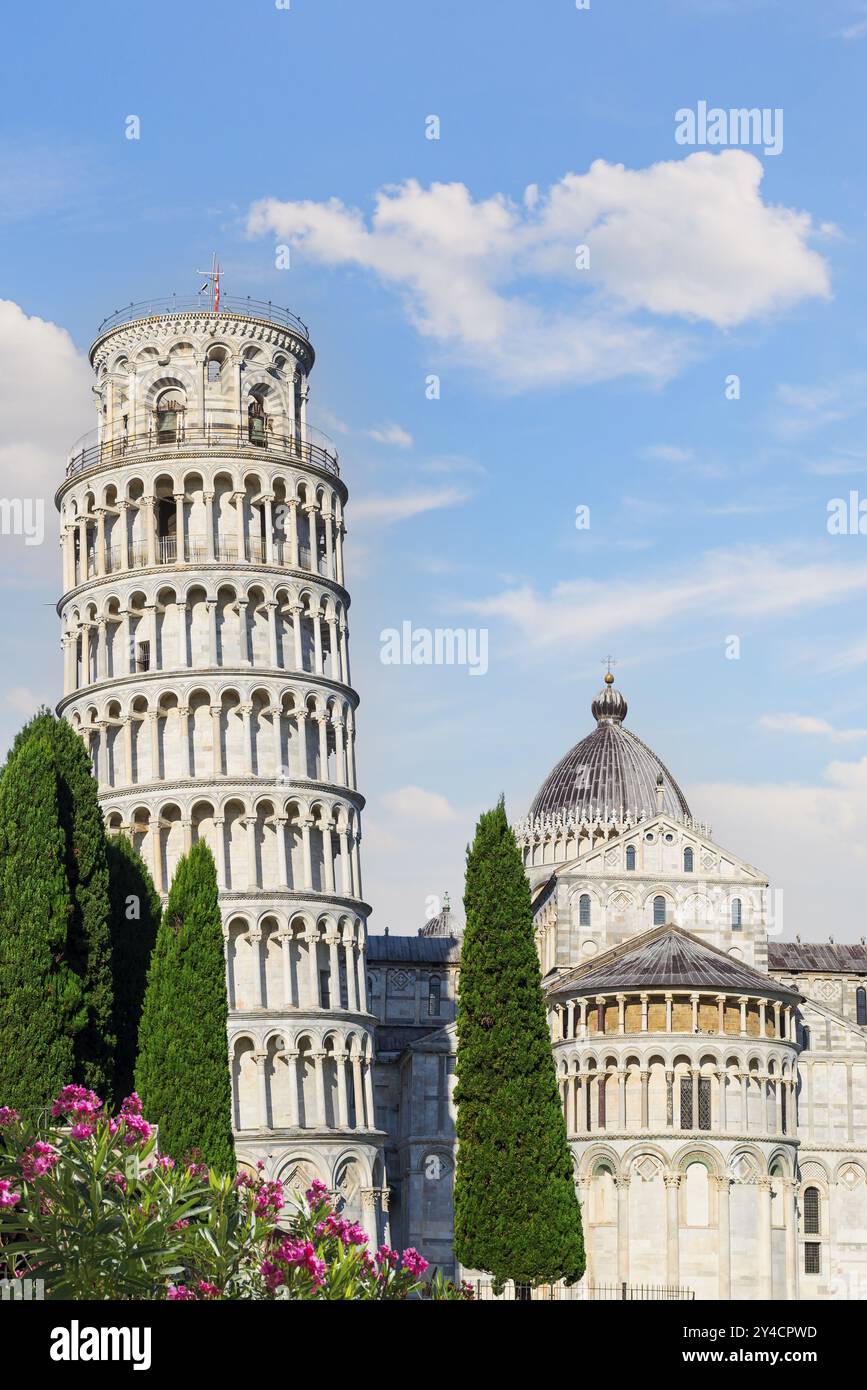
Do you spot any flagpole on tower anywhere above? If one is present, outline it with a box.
[196,253,222,312]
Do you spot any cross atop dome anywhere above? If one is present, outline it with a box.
[602,654,617,685]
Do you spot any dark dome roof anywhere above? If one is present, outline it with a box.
[528,675,692,822]
[549,927,801,1003]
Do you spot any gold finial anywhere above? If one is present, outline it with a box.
[604,671,614,685]
[602,654,616,684]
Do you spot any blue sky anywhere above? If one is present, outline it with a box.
[3,0,867,937]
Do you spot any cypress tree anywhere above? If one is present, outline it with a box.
[135,840,235,1173]
[48,715,116,1101]
[106,834,161,1103]
[453,798,585,1290]
[0,727,81,1115]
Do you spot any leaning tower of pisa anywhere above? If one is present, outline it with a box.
[55,292,387,1241]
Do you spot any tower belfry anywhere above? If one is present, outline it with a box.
[55,293,386,1235]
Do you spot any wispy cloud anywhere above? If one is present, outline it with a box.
[773,372,867,439]
[351,485,470,525]
[757,712,867,743]
[467,545,867,651]
[367,422,413,448]
[248,153,830,390]
[380,786,458,821]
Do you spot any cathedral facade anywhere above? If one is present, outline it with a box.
[56,297,867,1298]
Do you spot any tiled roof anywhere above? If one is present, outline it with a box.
[548,925,800,1002]
[768,942,867,975]
[367,935,461,964]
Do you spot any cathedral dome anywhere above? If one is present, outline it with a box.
[528,673,692,822]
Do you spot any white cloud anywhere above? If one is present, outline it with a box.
[0,301,92,581]
[380,785,458,822]
[757,713,867,743]
[698,757,867,939]
[468,545,867,651]
[4,686,49,715]
[773,372,867,438]
[351,485,469,526]
[367,422,413,448]
[247,153,830,390]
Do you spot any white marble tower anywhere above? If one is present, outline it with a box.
[55,292,386,1238]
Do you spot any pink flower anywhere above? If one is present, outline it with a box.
[305,1178,330,1209]
[52,1085,103,1124]
[197,1281,222,1298]
[167,1284,195,1301]
[260,1259,284,1293]
[374,1244,398,1270]
[401,1248,429,1279]
[156,1155,175,1170]
[119,1114,152,1147]
[314,1214,367,1247]
[106,1172,127,1194]
[273,1238,327,1286]
[0,1106,19,1126]
[0,1179,21,1208]
[169,1218,189,1231]
[119,1093,143,1116]
[69,1122,95,1140]
[254,1180,284,1220]
[19,1141,59,1182]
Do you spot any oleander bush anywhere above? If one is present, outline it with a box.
[0,1087,470,1301]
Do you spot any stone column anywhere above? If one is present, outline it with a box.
[716,994,725,1034]
[213,818,226,889]
[207,600,218,665]
[275,816,290,889]
[210,706,222,776]
[148,711,160,780]
[266,601,279,666]
[639,1069,650,1128]
[118,502,130,570]
[616,994,626,1033]
[666,1069,675,1128]
[337,828,350,896]
[690,993,699,1032]
[287,499,299,567]
[178,706,191,778]
[123,717,133,785]
[739,996,748,1035]
[334,720,347,784]
[665,1173,681,1288]
[249,929,263,1007]
[323,510,334,578]
[264,495,275,565]
[717,1067,728,1131]
[305,930,320,1007]
[95,508,107,575]
[300,818,313,888]
[335,1053,349,1127]
[616,1176,630,1287]
[363,1060,375,1128]
[783,1178,799,1301]
[143,496,156,567]
[741,1071,750,1132]
[286,1053,300,1127]
[311,1052,327,1127]
[312,612,323,674]
[278,930,292,1008]
[665,992,673,1032]
[716,1175,732,1299]
[327,933,341,1007]
[176,604,187,668]
[173,492,185,562]
[345,938,359,1012]
[757,1177,773,1299]
[234,490,246,560]
[237,599,250,665]
[351,1055,364,1128]
[255,1054,269,1130]
[240,704,254,774]
[617,1069,627,1129]
[203,492,216,562]
[291,604,303,669]
[245,816,258,890]
[640,993,649,1031]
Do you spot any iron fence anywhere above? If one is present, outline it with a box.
[469,1278,695,1301]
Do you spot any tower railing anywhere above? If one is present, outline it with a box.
[94,295,310,339]
[65,416,339,481]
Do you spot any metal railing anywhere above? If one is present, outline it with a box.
[71,534,331,581]
[468,1279,695,1301]
[95,295,310,339]
[65,419,339,481]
